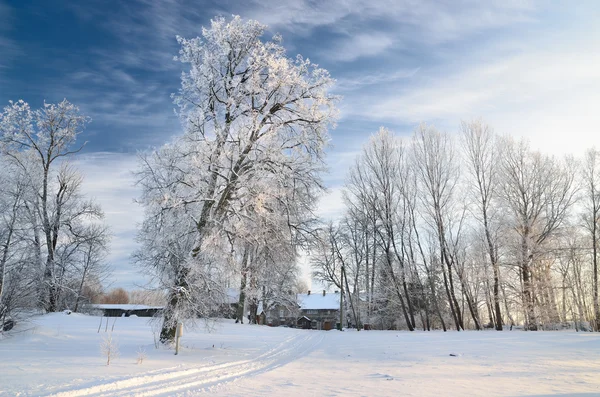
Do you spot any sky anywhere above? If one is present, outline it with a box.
[1,0,599,289]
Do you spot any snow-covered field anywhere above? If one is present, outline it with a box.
[1,313,600,397]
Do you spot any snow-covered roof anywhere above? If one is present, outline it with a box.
[90,304,163,310]
[297,292,340,310]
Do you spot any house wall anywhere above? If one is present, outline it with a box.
[300,309,339,330]
[102,308,162,317]
[264,304,298,327]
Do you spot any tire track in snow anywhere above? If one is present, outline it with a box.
[46,331,324,397]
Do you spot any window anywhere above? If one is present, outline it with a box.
[279,309,284,318]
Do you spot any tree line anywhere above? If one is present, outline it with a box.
[312,123,600,332]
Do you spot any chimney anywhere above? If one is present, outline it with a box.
[308,290,311,295]
[323,290,326,296]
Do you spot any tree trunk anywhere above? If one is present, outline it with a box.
[74,268,88,313]
[342,266,361,331]
[593,218,600,331]
[235,248,250,323]
[160,267,189,343]
[0,206,17,310]
[520,228,537,330]
[440,262,460,331]
[456,265,482,330]
[492,260,503,330]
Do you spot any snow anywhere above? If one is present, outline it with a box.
[1,313,600,396]
[297,292,340,310]
[90,304,164,310]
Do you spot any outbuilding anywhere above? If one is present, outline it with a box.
[90,304,163,317]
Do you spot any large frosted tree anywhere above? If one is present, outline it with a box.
[136,16,337,342]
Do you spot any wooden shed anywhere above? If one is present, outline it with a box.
[297,316,312,329]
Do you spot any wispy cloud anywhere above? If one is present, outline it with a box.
[324,32,395,62]
[244,0,535,35]
[242,0,536,46]
[335,68,420,91]
[67,0,215,73]
[344,32,600,154]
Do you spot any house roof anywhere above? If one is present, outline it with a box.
[256,301,264,315]
[90,304,163,310]
[297,292,340,310]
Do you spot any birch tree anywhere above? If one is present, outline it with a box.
[461,119,503,330]
[412,124,470,330]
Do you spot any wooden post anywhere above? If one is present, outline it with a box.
[175,322,183,355]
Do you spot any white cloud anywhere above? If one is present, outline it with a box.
[317,186,346,220]
[335,68,420,91]
[346,34,600,156]
[245,0,535,42]
[73,152,148,288]
[325,32,395,62]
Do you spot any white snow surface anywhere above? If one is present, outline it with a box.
[90,304,163,310]
[297,292,340,310]
[1,313,600,396]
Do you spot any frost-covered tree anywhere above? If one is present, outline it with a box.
[0,99,110,313]
[136,16,337,342]
[412,124,474,330]
[461,120,503,330]
[499,139,576,330]
[0,158,31,323]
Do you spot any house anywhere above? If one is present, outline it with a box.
[297,290,340,330]
[256,296,299,326]
[90,304,163,317]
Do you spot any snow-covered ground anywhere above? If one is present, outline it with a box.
[1,313,600,396]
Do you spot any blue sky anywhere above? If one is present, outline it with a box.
[1,0,599,288]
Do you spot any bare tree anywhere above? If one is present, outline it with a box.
[0,100,94,312]
[412,124,471,330]
[461,119,503,330]
[499,138,576,330]
[0,160,26,321]
[71,224,110,312]
[582,148,600,330]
